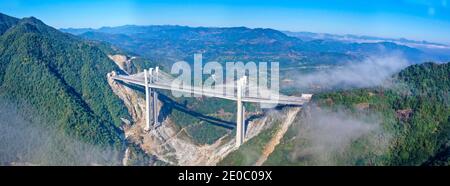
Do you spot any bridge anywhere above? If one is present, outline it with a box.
[111,67,312,147]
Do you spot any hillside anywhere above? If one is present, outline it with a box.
[227,62,449,166]
[0,13,131,164]
[0,13,19,35]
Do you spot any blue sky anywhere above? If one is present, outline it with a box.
[1,0,450,44]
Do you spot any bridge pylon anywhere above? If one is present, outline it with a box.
[236,76,247,148]
[144,69,151,131]
[144,67,159,131]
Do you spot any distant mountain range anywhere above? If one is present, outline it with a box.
[61,25,450,68]
[284,31,450,62]
[283,31,450,49]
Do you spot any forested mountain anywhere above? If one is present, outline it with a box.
[0,13,19,35]
[0,13,130,164]
[220,62,450,165]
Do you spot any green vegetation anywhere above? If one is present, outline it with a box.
[263,62,450,165]
[0,14,129,153]
[164,97,233,145]
[166,95,260,145]
[125,143,169,166]
[218,110,288,166]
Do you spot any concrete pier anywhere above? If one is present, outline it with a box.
[152,90,158,127]
[235,76,247,147]
[144,69,151,131]
[144,68,160,130]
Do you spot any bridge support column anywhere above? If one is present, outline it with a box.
[152,90,158,127]
[147,68,159,129]
[144,69,151,131]
[236,76,247,148]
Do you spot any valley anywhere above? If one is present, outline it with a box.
[0,12,449,166]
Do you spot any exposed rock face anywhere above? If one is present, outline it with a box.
[255,107,301,165]
[108,70,276,165]
[108,54,135,74]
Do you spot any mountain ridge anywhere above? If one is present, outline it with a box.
[0,13,129,154]
[61,24,435,70]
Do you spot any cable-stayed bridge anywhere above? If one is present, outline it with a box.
[111,67,312,147]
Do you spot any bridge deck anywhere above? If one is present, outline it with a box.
[112,75,309,105]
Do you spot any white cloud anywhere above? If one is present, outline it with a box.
[292,105,391,165]
[290,55,409,90]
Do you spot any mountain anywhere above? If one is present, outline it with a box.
[284,30,450,62]
[0,13,132,164]
[0,13,19,35]
[61,25,434,69]
[63,25,312,67]
[283,30,450,48]
[219,62,450,165]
